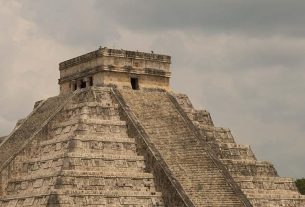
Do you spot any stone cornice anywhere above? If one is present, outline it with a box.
[58,65,171,84]
[59,47,171,70]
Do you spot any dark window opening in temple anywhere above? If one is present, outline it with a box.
[89,77,93,86]
[131,77,139,90]
[80,80,86,89]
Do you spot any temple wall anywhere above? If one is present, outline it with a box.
[59,82,71,94]
[103,71,170,90]
[58,48,171,94]
[60,56,170,79]
[60,57,103,78]
[60,71,170,94]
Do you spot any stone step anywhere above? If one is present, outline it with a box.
[10,152,146,177]
[39,136,137,156]
[64,101,119,110]
[6,176,159,197]
[247,193,305,200]
[48,130,132,141]
[1,192,164,206]
[67,157,145,172]
[55,195,164,207]
[243,189,301,197]
[221,159,277,177]
[234,175,298,191]
[55,189,163,198]
[167,94,215,126]
[52,118,126,129]
[10,170,155,183]
[41,134,135,146]
[59,176,157,190]
[249,199,305,207]
[49,122,128,138]
[57,103,121,122]
[190,110,213,125]
[20,152,145,166]
[195,124,236,143]
[6,171,157,197]
[120,89,246,207]
[212,143,256,160]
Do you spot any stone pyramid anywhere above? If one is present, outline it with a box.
[0,47,304,207]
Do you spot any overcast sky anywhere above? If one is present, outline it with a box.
[0,0,305,178]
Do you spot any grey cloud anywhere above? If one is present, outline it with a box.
[93,0,305,37]
[18,0,305,50]
[20,0,120,48]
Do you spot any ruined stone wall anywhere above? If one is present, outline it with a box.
[103,72,170,90]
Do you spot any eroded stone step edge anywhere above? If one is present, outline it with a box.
[52,118,126,128]
[196,124,232,133]
[234,176,294,183]
[51,131,132,140]
[64,102,119,110]
[57,189,163,197]
[1,190,163,201]
[10,171,155,183]
[242,189,300,196]
[237,183,298,191]
[221,159,273,165]
[24,152,144,163]
[246,194,305,199]
[40,135,135,146]
[61,170,154,178]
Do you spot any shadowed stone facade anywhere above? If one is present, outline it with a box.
[0,48,304,206]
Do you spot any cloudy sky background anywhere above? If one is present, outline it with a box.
[0,0,305,178]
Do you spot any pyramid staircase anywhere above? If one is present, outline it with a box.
[172,93,305,207]
[118,89,250,207]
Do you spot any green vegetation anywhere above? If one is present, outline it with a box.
[295,178,305,195]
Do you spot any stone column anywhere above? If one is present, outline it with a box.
[84,77,90,88]
[77,80,82,90]
[71,80,76,91]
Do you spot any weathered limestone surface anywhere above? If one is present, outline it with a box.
[59,48,171,94]
[1,86,304,206]
[0,88,164,207]
[119,89,248,207]
[172,93,305,207]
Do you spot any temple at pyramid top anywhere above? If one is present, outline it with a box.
[58,47,171,94]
